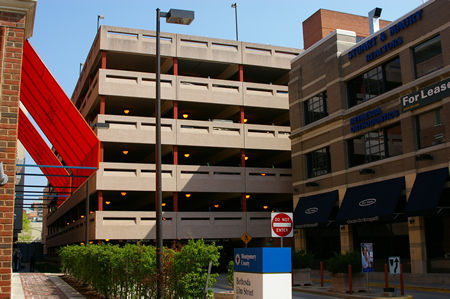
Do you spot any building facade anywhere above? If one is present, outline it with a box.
[0,0,36,297]
[290,0,449,274]
[44,26,301,253]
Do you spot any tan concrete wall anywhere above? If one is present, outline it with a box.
[47,211,271,247]
[95,162,292,194]
[95,114,291,151]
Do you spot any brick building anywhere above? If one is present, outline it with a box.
[290,0,449,274]
[0,0,36,297]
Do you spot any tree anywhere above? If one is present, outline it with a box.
[18,211,32,243]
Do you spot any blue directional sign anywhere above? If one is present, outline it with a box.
[234,247,291,273]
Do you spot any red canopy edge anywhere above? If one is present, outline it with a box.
[18,109,71,197]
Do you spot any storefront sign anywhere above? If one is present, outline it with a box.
[350,107,399,133]
[401,78,450,112]
[348,9,423,62]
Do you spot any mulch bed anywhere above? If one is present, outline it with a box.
[60,275,107,299]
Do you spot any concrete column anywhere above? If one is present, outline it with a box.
[340,225,354,253]
[98,191,103,211]
[408,216,427,274]
[99,96,105,114]
[337,188,353,253]
[294,229,307,252]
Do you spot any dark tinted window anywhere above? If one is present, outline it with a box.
[307,147,331,178]
[414,35,443,78]
[348,57,402,107]
[304,91,328,125]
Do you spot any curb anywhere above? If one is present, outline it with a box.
[311,278,450,294]
[292,287,371,299]
[47,274,85,299]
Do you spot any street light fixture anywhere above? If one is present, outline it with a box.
[97,14,104,31]
[155,8,194,299]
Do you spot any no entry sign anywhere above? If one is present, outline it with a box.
[271,212,293,237]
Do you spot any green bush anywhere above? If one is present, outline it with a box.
[227,260,234,287]
[327,251,362,274]
[59,240,221,298]
[292,250,313,269]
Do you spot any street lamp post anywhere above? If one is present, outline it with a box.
[231,3,238,41]
[155,8,194,299]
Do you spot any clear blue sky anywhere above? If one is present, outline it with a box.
[23,0,425,195]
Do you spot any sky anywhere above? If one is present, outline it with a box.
[22,0,425,201]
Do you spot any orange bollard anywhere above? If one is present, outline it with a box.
[320,261,324,287]
[348,264,353,294]
[384,263,388,288]
[400,264,404,295]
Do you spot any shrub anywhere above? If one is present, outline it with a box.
[327,251,362,274]
[59,240,221,298]
[292,250,313,269]
[227,260,234,287]
[173,239,222,298]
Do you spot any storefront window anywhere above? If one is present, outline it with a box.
[306,147,331,178]
[304,91,328,125]
[347,57,402,107]
[416,108,445,149]
[348,123,402,167]
[414,35,443,78]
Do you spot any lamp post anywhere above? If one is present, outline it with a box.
[231,3,238,41]
[155,8,194,299]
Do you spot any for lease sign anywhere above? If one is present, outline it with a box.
[401,78,450,112]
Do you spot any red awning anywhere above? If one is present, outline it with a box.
[20,40,99,201]
[18,109,70,200]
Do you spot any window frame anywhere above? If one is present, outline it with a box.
[413,35,443,79]
[347,56,402,108]
[415,108,445,149]
[306,146,331,178]
[304,91,328,125]
[347,123,402,168]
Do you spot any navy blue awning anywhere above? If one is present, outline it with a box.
[294,190,338,228]
[405,167,448,214]
[336,177,404,224]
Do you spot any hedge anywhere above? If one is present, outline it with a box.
[59,240,222,298]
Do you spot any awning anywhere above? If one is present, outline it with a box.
[294,190,338,228]
[21,40,99,197]
[336,177,404,224]
[405,167,449,214]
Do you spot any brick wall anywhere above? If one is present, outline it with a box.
[0,10,26,299]
[303,9,391,49]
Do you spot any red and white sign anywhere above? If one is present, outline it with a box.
[271,212,293,237]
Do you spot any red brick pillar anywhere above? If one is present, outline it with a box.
[0,2,36,298]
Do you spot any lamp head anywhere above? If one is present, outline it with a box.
[166,9,194,25]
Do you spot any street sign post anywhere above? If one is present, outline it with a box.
[388,256,401,275]
[271,212,293,247]
[241,232,252,246]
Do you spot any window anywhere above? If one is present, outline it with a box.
[306,147,331,178]
[304,91,328,125]
[347,57,402,107]
[347,123,402,167]
[416,109,445,149]
[414,35,443,78]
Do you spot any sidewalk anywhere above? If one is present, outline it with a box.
[291,271,450,299]
[213,272,450,299]
[12,273,85,299]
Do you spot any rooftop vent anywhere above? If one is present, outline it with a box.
[368,7,382,34]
